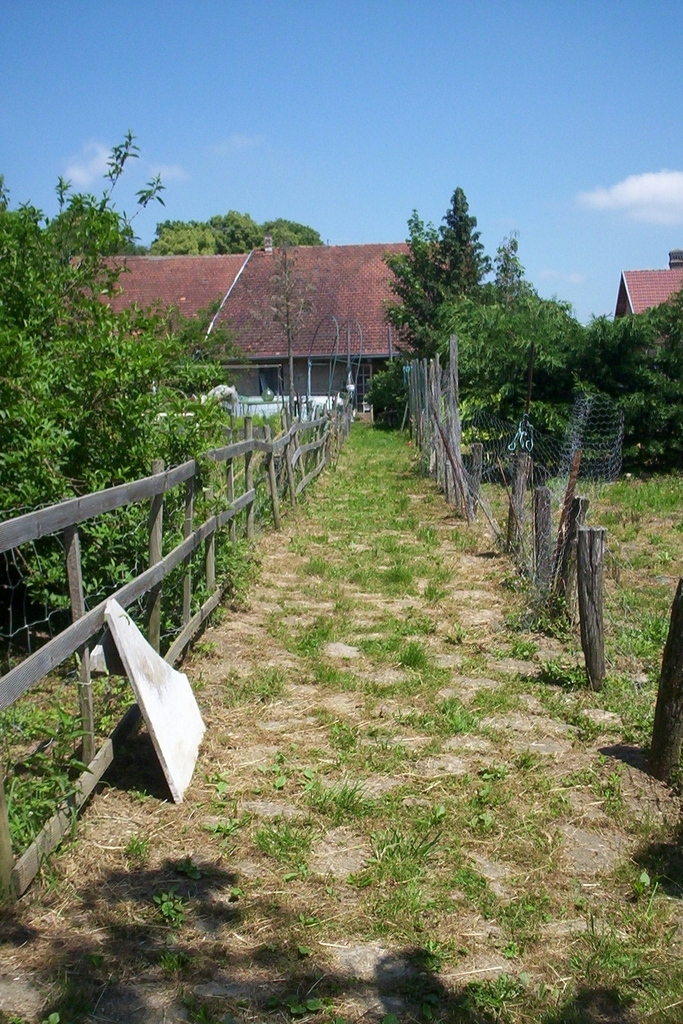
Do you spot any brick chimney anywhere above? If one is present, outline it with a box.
[264,234,273,254]
[669,249,683,269]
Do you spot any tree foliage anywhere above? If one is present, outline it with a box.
[150,211,323,256]
[0,138,229,513]
[385,187,683,469]
[385,187,491,356]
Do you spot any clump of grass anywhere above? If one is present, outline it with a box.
[380,561,414,594]
[307,779,371,823]
[125,833,150,865]
[399,640,430,670]
[295,616,337,656]
[368,823,442,883]
[424,581,448,603]
[329,720,358,752]
[224,667,286,705]
[255,821,313,864]
[509,637,538,660]
[410,696,478,736]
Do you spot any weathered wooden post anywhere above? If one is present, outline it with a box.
[182,476,194,625]
[264,425,281,529]
[244,416,255,539]
[470,442,483,517]
[577,526,606,691]
[285,427,297,507]
[226,449,236,544]
[558,495,589,621]
[205,485,216,594]
[650,579,683,782]
[0,766,15,904]
[533,486,552,592]
[147,458,164,653]
[506,451,531,557]
[63,524,95,764]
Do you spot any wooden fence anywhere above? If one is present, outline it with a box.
[406,338,610,694]
[0,400,353,900]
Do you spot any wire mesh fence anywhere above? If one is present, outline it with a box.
[405,341,624,611]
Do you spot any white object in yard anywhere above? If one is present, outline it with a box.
[104,599,206,803]
[202,384,238,405]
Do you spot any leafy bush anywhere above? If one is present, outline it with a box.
[0,137,233,623]
[366,359,407,427]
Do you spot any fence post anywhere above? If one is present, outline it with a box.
[182,476,194,626]
[147,458,165,652]
[558,495,590,621]
[506,451,531,556]
[533,486,552,593]
[264,425,281,529]
[204,484,216,594]
[650,579,683,782]
[244,416,255,539]
[470,442,483,516]
[0,766,14,904]
[577,526,606,691]
[285,429,297,507]
[63,524,96,765]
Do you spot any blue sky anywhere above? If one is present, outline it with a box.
[2,0,683,323]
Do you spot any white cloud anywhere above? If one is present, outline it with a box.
[212,133,265,155]
[577,170,683,225]
[151,163,190,182]
[65,142,110,187]
[538,269,587,285]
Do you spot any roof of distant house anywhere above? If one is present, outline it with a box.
[107,244,407,358]
[108,253,248,319]
[214,243,406,358]
[615,256,683,317]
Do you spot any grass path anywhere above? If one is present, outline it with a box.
[2,425,683,1024]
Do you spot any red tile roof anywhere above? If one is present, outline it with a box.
[615,268,683,316]
[216,244,406,358]
[106,244,407,358]
[108,254,248,319]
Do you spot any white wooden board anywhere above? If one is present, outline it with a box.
[104,599,206,802]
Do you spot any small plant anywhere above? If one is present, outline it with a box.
[203,816,247,843]
[125,833,150,864]
[153,888,186,928]
[175,856,202,879]
[329,720,358,752]
[159,950,189,974]
[509,637,538,660]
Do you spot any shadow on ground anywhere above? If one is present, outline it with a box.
[0,879,643,1023]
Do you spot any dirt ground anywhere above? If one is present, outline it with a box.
[1,425,682,1024]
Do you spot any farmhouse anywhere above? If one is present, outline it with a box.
[109,242,407,407]
[615,248,683,316]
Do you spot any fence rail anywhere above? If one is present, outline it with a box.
[0,400,353,900]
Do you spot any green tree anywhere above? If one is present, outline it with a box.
[209,210,262,253]
[0,136,228,512]
[149,212,323,256]
[385,187,491,357]
[384,211,445,357]
[440,186,491,297]
[494,232,530,306]
[262,218,323,247]
[150,220,218,255]
[574,294,683,468]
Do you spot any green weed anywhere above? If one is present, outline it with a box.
[153,888,186,928]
